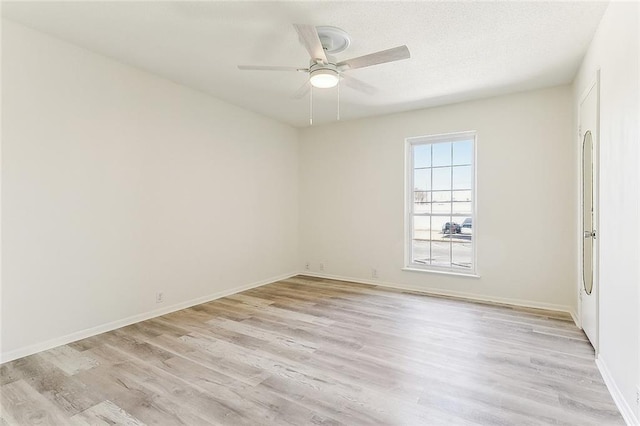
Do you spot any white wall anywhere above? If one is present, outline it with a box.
[573,2,640,424]
[3,15,636,426]
[1,20,299,361]
[298,86,576,314]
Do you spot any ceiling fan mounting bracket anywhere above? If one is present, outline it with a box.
[316,26,351,54]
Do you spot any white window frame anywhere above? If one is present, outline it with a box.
[404,131,478,276]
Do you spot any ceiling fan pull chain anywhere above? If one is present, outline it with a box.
[309,85,313,126]
[337,78,341,121]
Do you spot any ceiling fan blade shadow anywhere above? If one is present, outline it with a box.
[337,45,410,71]
[293,24,328,64]
[292,81,310,99]
[341,74,376,95]
[238,65,308,72]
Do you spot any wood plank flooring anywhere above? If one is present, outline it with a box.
[1,276,624,425]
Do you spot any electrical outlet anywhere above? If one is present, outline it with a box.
[305,262,310,271]
[372,268,378,279]
[319,262,325,272]
[156,292,164,304]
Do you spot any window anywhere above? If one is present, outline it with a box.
[406,132,476,274]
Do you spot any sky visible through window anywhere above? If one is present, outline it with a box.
[414,140,473,188]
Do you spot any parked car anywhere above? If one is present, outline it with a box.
[442,222,461,234]
[461,217,472,235]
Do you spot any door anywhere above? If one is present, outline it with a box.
[580,78,598,350]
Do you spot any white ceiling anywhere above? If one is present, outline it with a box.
[2,1,607,128]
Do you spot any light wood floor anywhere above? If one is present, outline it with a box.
[1,276,623,425]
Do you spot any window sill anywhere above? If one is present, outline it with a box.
[402,267,480,279]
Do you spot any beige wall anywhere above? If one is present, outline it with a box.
[298,86,576,314]
[1,20,299,361]
[573,2,640,423]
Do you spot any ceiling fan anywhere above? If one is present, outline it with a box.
[238,24,410,96]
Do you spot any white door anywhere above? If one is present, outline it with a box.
[580,79,598,350]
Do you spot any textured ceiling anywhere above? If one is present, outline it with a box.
[2,1,608,127]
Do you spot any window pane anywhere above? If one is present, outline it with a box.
[414,204,430,214]
[414,169,431,191]
[453,140,473,165]
[413,191,431,214]
[414,144,431,168]
[432,167,451,190]
[453,165,472,190]
[452,242,472,269]
[453,202,472,215]
[412,239,431,265]
[430,215,455,240]
[432,191,451,203]
[413,216,431,264]
[460,217,473,235]
[413,215,430,240]
[432,201,451,215]
[432,142,452,166]
[430,241,451,267]
[414,191,431,203]
[452,190,471,202]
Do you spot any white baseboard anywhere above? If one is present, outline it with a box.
[596,357,639,426]
[0,271,298,364]
[298,271,576,319]
[1,270,581,364]
[568,310,580,328]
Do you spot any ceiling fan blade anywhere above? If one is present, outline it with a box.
[337,45,410,71]
[291,81,310,99]
[238,65,308,72]
[293,24,328,64]
[341,74,377,95]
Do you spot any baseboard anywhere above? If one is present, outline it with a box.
[596,357,639,426]
[0,271,298,364]
[2,270,580,363]
[298,271,576,319]
[568,309,580,328]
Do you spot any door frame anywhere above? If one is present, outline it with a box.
[578,70,600,355]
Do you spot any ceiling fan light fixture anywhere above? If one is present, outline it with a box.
[309,68,339,88]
